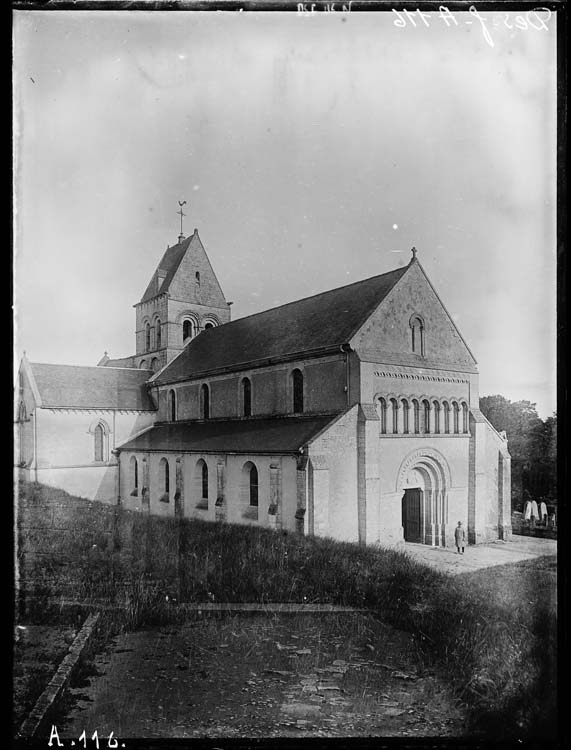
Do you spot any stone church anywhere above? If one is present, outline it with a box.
[16,227,512,547]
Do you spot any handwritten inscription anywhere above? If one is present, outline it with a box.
[392,6,552,47]
[298,2,353,13]
[48,725,126,748]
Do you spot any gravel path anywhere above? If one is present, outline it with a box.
[402,536,556,575]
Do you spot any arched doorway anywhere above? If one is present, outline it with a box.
[397,449,450,547]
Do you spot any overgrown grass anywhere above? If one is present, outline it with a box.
[174,518,556,738]
[16,481,557,739]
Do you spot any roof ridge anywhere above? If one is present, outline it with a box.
[30,362,151,373]
[208,264,408,330]
[153,261,412,385]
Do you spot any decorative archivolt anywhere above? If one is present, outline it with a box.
[396,447,452,493]
[408,313,426,329]
[87,418,111,435]
[176,309,200,325]
[374,392,398,404]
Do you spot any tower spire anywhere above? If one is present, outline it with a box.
[177,200,187,243]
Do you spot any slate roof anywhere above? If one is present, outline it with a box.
[29,363,156,410]
[102,355,137,368]
[154,264,409,385]
[118,414,339,454]
[140,237,190,303]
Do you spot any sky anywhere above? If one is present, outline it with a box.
[13,7,557,418]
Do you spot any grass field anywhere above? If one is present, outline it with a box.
[16,482,557,739]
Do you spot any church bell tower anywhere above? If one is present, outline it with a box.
[132,206,231,372]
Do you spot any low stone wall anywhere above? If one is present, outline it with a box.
[511,512,557,540]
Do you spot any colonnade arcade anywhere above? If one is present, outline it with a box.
[374,395,469,436]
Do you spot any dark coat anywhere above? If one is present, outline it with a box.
[454,525,466,546]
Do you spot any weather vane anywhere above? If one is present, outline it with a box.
[177,200,187,237]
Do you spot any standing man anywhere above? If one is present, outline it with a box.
[454,521,466,554]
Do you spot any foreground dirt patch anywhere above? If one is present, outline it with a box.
[54,613,465,739]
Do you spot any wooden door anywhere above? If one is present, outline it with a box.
[402,489,422,543]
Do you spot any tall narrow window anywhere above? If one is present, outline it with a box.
[195,459,209,509]
[156,319,162,349]
[412,400,420,434]
[202,384,210,420]
[169,389,176,422]
[422,399,430,434]
[453,402,460,434]
[378,398,387,435]
[202,461,209,500]
[183,319,194,341]
[195,271,201,286]
[402,399,409,434]
[145,322,151,352]
[130,456,138,496]
[433,401,441,434]
[292,369,304,414]
[94,423,105,462]
[462,402,469,433]
[242,377,252,417]
[443,402,450,434]
[249,464,259,507]
[160,457,170,493]
[390,398,398,434]
[410,315,425,356]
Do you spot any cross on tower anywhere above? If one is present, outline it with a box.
[177,200,187,241]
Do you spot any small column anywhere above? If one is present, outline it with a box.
[427,489,436,546]
[421,489,426,543]
[174,456,184,519]
[113,449,121,505]
[434,490,442,546]
[215,458,226,522]
[269,462,282,530]
[296,454,309,535]
[141,456,150,512]
[307,455,329,537]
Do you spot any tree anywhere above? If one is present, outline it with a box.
[479,396,557,510]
